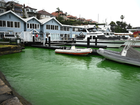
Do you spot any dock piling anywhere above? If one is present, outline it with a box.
[45,38,47,45]
[33,35,35,44]
[49,37,51,47]
[87,37,90,48]
[95,36,97,46]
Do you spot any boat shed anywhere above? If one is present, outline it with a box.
[0,10,87,42]
[22,17,42,42]
[39,17,62,41]
[0,10,26,39]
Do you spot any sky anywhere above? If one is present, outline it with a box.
[7,0,140,27]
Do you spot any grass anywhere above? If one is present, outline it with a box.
[0,45,18,48]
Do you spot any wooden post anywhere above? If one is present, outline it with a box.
[95,36,97,46]
[87,37,90,48]
[48,36,51,47]
[45,37,47,44]
[33,35,35,43]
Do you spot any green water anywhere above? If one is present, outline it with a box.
[0,47,140,105]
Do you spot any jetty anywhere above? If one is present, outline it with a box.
[30,36,106,55]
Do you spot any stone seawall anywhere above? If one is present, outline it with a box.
[0,71,32,105]
[0,45,32,105]
[0,45,22,56]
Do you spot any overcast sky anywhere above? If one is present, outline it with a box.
[8,0,140,27]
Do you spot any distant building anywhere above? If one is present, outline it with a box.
[24,6,37,18]
[67,15,77,21]
[51,11,67,20]
[77,18,86,23]
[0,10,26,39]
[5,1,23,17]
[0,0,6,14]
[0,10,87,41]
[38,10,54,19]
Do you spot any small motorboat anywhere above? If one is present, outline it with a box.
[55,46,92,55]
[97,40,140,66]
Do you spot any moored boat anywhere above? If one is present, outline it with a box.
[76,25,128,48]
[97,40,140,66]
[55,46,92,55]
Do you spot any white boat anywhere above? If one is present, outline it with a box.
[55,46,92,55]
[76,25,128,48]
[122,37,140,47]
[97,40,140,66]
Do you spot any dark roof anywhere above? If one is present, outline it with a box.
[25,6,37,10]
[51,12,66,17]
[38,10,53,17]
[6,1,22,7]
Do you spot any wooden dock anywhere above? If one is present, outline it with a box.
[31,44,99,55]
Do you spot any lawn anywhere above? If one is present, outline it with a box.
[0,45,18,48]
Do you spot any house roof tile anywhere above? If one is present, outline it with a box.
[38,10,53,16]
[25,6,37,10]
[51,12,66,17]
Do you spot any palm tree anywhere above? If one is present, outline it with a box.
[120,15,125,22]
[56,7,62,13]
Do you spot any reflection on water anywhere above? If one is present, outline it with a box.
[97,58,140,81]
[55,53,93,69]
[0,47,140,105]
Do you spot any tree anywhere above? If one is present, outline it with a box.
[109,21,116,32]
[56,7,62,13]
[120,15,125,22]
[127,24,132,29]
[110,21,132,33]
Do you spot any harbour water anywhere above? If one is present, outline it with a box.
[0,47,140,105]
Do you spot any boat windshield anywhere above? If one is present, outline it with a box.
[87,28,97,32]
[104,32,115,36]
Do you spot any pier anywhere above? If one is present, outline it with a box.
[30,36,106,55]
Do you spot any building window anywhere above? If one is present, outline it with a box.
[73,28,79,32]
[61,27,63,31]
[35,24,37,29]
[0,9,4,13]
[27,23,30,28]
[51,25,54,30]
[15,22,20,28]
[46,25,58,30]
[7,21,13,27]
[28,23,40,29]
[55,26,58,30]
[73,28,75,31]
[64,27,66,31]
[46,25,50,29]
[67,27,69,31]
[32,24,35,29]
[38,24,40,29]
[61,26,69,31]
[0,20,6,27]
[30,24,33,28]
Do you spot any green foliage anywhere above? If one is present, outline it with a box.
[120,15,125,21]
[56,16,96,25]
[109,21,132,33]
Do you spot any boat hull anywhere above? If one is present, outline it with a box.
[97,48,140,66]
[122,40,140,47]
[55,48,92,55]
[76,39,125,48]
